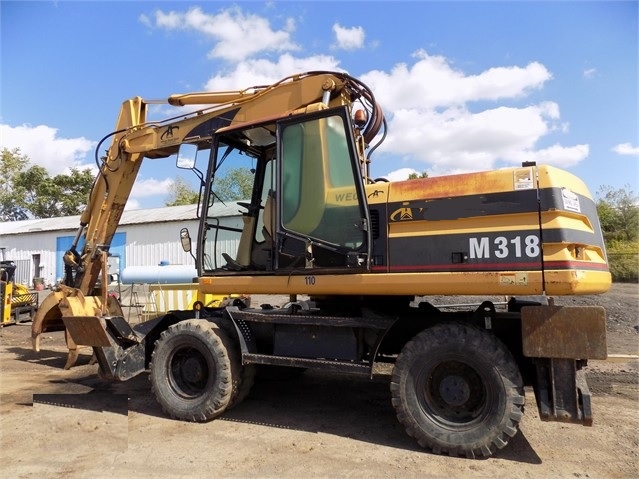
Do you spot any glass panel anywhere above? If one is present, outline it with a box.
[325,116,354,188]
[202,141,256,271]
[280,114,363,248]
[281,124,303,225]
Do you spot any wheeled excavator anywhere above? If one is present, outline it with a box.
[31,71,611,458]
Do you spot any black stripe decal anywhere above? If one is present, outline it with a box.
[385,228,606,273]
[186,107,240,138]
[386,187,599,224]
[387,189,539,221]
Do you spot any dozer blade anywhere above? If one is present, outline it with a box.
[522,305,607,360]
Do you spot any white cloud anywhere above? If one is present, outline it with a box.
[123,198,142,211]
[148,6,299,62]
[0,123,95,175]
[142,7,580,177]
[197,48,584,176]
[612,142,639,157]
[583,68,597,79]
[376,102,568,172]
[126,177,176,210]
[507,144,589,168]
[383,168,419,181]
[362,50,552,110]
[0,122,178,212]
[332,24,365,51]
[138,13,152,28]
[360,51,588,173]
[203,54,343,91]
[130,177,174,199]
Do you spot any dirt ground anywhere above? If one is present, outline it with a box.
[1,284,637,479]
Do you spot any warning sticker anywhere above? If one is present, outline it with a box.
[561,188,581,213]
[499,273,528,286]
[514,168,534,190]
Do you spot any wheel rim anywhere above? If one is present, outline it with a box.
[168,345,213,399]
[418,360,492,428]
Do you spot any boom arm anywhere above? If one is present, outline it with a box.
[32,71,384,357]
[68,96,148,294]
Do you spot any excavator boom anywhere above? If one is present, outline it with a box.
[31,71,382,356]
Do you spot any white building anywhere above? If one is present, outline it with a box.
[0,203,242,288]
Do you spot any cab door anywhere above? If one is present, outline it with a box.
[274,106,371,271]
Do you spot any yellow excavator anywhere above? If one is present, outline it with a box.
[31,71,610,458]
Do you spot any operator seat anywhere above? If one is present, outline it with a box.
[251,191,275,269]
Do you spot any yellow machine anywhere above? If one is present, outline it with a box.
[32,71,610,458]
[1,275,11,324]
[1,260,38,325]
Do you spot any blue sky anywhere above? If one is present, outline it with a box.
[1,1,637,211]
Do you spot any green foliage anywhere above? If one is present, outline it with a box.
[213,167,254,201]
[607,240,639,283]
[165,168,254,206]
[595,186,639,282]
[596,185,638,242]
[16,166,94,218]
[407,171,429,180]
[1,148,30,221]
[165,176,199,206]
[1,147,94,219]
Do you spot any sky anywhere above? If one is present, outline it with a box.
[1,1,638,211]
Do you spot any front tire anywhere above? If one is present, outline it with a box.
[150,320,233,421]
[212,318,256,409]
[390,323,525,458]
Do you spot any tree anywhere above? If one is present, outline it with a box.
[1,147,95,220]
[164,168,254,206]
[213,167,254,201]
[1,148,30,221]
[408,171,429,180]
[596,185,639,243]
[165,177,200,206]
[15,166,95,218]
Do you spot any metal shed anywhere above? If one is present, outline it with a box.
[0,203,242,289]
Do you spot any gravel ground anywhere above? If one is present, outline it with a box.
[0,283,637,478]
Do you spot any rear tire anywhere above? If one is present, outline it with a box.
[390,322,525,458]
[150,320,233,421]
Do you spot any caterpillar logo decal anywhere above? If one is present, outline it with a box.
[160,125,180,143]
[390,202,423,221]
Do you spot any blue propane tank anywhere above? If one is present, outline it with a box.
[120,264,197,284]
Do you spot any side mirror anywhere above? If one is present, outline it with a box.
[180,227,192,253]
[177,143,198,169]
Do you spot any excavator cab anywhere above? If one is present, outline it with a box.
[198,105,371,275]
